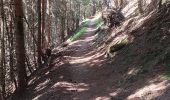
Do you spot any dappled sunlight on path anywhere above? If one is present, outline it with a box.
[25,12,170,100]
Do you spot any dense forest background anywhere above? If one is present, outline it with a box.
[0,0,170,100]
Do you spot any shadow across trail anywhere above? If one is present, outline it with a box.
[23,11,170,100]
[24,18,118,100]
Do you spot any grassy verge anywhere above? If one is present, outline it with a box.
[68,14,103,42]
[69,27,87,42]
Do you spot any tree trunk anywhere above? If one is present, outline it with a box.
[14,0,27,94]
[61,17,65,42]
[42,0,47,49]
[8,23,17,89]
[37,0,42,67]
[31,0,37,69]
[9,0,17,89]
[47,0,52,45]
[92,2,96,16]
[0,0,6,99]
[60,0,66,42]
[0,13,5,100]
[158,0,163,9]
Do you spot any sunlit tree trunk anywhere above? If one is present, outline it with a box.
[9,0,17,89]
[0,12,5,100]
[0,0,6,99]
[47,0,52,45]
[31,0,37,69]
[8,17,17,89]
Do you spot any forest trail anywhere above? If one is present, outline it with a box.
[24,14,170,100]
[3,1,170,100]
[25,16,118,100]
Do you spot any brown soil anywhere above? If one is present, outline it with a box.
[21,6,170,99]
[21,25,170,100]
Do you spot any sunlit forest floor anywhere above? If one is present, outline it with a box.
[21,12,170,100]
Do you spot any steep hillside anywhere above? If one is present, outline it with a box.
[104,2,170,99]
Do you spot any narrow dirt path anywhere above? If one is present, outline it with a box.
[49,21,115,100]
[25,20,118,100]
[24,16,170,100]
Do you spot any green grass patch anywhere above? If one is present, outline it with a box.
[80,20,90,27]
[161,71,170,80]
[68,14,103,42]
[95,17,103,25]
[69,27,87,42]
[94,17,103,30]
[96,21,104,28]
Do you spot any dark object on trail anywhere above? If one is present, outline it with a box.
[102,8,125,28]
[42,48,52,64]
[46,48,52,58]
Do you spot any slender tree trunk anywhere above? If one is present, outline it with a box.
[37,0,42,67]
[9,0,17,89]
[60,0,66,42]
[32,12,37,69]
[47,0,52,45]
[76,18,79,29]
[61,17,65,42]
[0,0,6,99]
[92,2,96,16]
[31,0,37,69]
[66,18,70,38]
[0,14,5,100]
[158,0,163,9]
[9,24,17,89]
[76,3,80,29]
[42,0,47,49]
[14,0,27,94]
